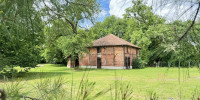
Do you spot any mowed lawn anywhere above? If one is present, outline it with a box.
[1,64,200,99]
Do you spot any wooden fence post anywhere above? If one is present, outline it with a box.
[0,89,6,100]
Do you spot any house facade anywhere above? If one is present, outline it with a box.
[67,34,140,69]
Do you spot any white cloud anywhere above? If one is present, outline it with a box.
[109,0,172,19]
[146,0,199,21]
[109,0,132,18]
[109,0,199,21]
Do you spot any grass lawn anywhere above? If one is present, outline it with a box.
[1,64,200,99]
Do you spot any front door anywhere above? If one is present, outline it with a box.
[97,57,101,69]
[125,57,130,69]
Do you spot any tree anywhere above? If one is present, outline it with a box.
[89,0,200,67]
[90,15,127,39]
[89,22,107,40]
[42,20,69,64]
[154,0,200,42]
[163,20,200,66]
[0,0,44,70]
[41,0,100,67]
[124,0,165,64]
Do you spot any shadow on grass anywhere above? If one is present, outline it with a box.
[46,64,67,67]
[37,64,67,68]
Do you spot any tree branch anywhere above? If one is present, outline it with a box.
[178,2,200,42]
[64,18,75,32]
[42,0,76,32]
[179,4,195,18]
[49,1,75,29]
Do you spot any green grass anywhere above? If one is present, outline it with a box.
[1,64,200,99]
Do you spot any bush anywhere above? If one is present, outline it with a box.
[132,57,145,69]
[0,67,30,78]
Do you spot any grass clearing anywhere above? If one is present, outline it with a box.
[1,64,200,99]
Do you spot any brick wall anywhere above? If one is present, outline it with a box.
[124,46,138,66]
[78,46,139,67]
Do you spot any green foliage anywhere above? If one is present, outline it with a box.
[119,83,134,100]
[34,77,67,100]
[41,48,66,64]
[90,0,200,66]
[57,29,93,61]
[0,0,44,69]
[0,67,30,78]
[43,19,94,63]
[42,0,100,66]
[132,57,145,69]
[42,20,68,64]
[90,15,127,39]
[0,0,199,69]
[147,90,159,100]
[110,80,134,100]
[2,81,26,100]
[0,68,18,78]
[124,0,165,64]
[90,0,168,65]
[191,88,200,100]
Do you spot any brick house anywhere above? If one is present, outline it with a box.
[67,34,140,69]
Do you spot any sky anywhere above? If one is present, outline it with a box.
[80,0,200,28]
[81,0,132,28]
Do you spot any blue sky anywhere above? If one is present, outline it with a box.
[81,0,133,28]
[80,0,111,28]
[96,0,110,22]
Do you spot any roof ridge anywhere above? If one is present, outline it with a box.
[92,34,140,48]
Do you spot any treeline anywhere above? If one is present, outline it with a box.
[89,1,200,66]
[0,0,200,71]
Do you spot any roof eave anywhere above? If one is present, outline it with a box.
[89,44,141,49]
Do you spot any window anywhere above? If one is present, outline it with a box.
[97,47,101,53]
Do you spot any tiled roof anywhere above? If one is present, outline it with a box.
[92,34,140,48]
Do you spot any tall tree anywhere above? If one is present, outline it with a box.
[42,20,68,64]
[124,0,165,64]
[41,0,100,67]
[0,0,44,69]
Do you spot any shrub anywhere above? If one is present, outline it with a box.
[0,68,18,78]
[0,67,30,78]
[132,57,145,69]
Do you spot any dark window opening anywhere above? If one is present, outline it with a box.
[97,47,101,53]
[97,57,101,68]
[124,57,130,69]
